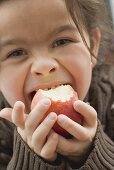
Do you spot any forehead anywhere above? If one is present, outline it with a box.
[0,0,69,25]
[0,0,77,41]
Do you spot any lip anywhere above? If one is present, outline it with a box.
[28,81,72,102]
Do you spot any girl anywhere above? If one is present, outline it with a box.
[0,0,114,169]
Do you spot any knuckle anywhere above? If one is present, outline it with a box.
[38,103,50,112]
[32,132,38,143]
[39,120,49,132]
[27,137,33,149]
[40,150,50,159]
[25,120,32,130]
[34,146,41,155]
[81,130,89,141]
[43,118,50,127]
[13,119,21,127]
[40,150,53,160]
[43,116,56,129]
[31,138,40,152]
[66,146,75,155]
[32,132,43,146]
[68,124,74,133]
[64,120,74,130]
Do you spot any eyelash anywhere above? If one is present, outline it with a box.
[7,49,28,58]
[6,39,73,58]
[52,38,73,48]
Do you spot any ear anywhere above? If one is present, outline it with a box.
[90,27,101,67]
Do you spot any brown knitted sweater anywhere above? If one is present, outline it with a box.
[0,64,114,170]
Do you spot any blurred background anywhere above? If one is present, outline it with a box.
[100,0,114,64]
[105,0,114,29]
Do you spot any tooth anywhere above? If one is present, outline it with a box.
[44,88,48,91]
[51,86,56,89]
[36,84,67,92]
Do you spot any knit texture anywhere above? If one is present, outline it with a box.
[88,64,114,140]
[7,129,65,170]
[6,120,114,170]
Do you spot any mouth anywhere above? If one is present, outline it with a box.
[29,83,71,102]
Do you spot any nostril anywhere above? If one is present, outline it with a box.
[31,60,58,76]
[35,67,56,75]
[50,67,56,73]
[36,72,42,75]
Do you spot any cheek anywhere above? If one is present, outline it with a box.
[58,49,92,99]
[0,66,26,107]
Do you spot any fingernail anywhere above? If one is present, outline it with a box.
[48,112,56,120]
[14,101,23,109]
[74,100,81,107]
[15,101,21,107]
[42,99,51,105]
[58,115,66,124]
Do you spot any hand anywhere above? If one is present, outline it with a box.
[0,99,58,161]
[56,100,97,162]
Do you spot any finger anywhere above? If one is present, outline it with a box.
[32,112,57,153]
[40,132,58,161]
[56,135,76,156]
[12,101,27,129]
[57,114,89,141]
[0,108,13,122]
[25,98,51,136]
[57,135,90,157]
[73,100,97,127]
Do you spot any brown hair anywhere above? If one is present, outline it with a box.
[65,0,113,61]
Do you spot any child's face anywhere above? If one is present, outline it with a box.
[0,0,100,112]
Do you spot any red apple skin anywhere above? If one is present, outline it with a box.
[31,90,83,138]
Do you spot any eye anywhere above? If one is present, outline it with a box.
[52,39,73,48]
[7,49,28,58]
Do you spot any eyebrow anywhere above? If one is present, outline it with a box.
[51,24,78,36]
[0,25,78,48]
[0,38,25,49]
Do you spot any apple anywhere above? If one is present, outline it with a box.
[31,85,83,138]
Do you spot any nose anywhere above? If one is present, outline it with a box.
[31,58,59,76]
